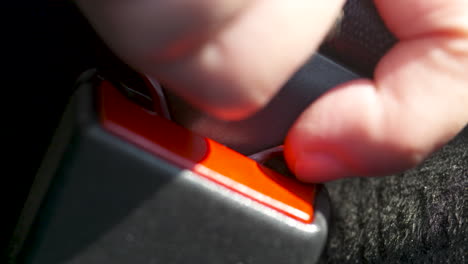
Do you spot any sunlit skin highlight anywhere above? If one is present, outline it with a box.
[77,0,468,182]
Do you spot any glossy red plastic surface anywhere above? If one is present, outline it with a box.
[99,81,316,223]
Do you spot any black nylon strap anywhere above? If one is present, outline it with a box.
[320,0,397,76]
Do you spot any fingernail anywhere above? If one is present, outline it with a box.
[294,152,349,182]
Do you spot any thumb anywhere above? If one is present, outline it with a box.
[285,0,468,182]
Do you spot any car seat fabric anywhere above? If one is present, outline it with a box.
[324,127,467,263]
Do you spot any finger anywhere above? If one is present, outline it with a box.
[76,0,345,119]
[76,0,251,64]
[285,0,468,182]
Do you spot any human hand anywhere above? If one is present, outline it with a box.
[76,0,468,182]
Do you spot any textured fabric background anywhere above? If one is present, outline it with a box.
[323,127,467,263]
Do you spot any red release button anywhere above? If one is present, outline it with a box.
[99,81,316,223]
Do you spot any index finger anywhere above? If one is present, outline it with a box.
[76,0,345,119]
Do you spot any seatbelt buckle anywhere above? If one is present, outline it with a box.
[12,69,331,264]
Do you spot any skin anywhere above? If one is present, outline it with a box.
[76,0,468,182]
